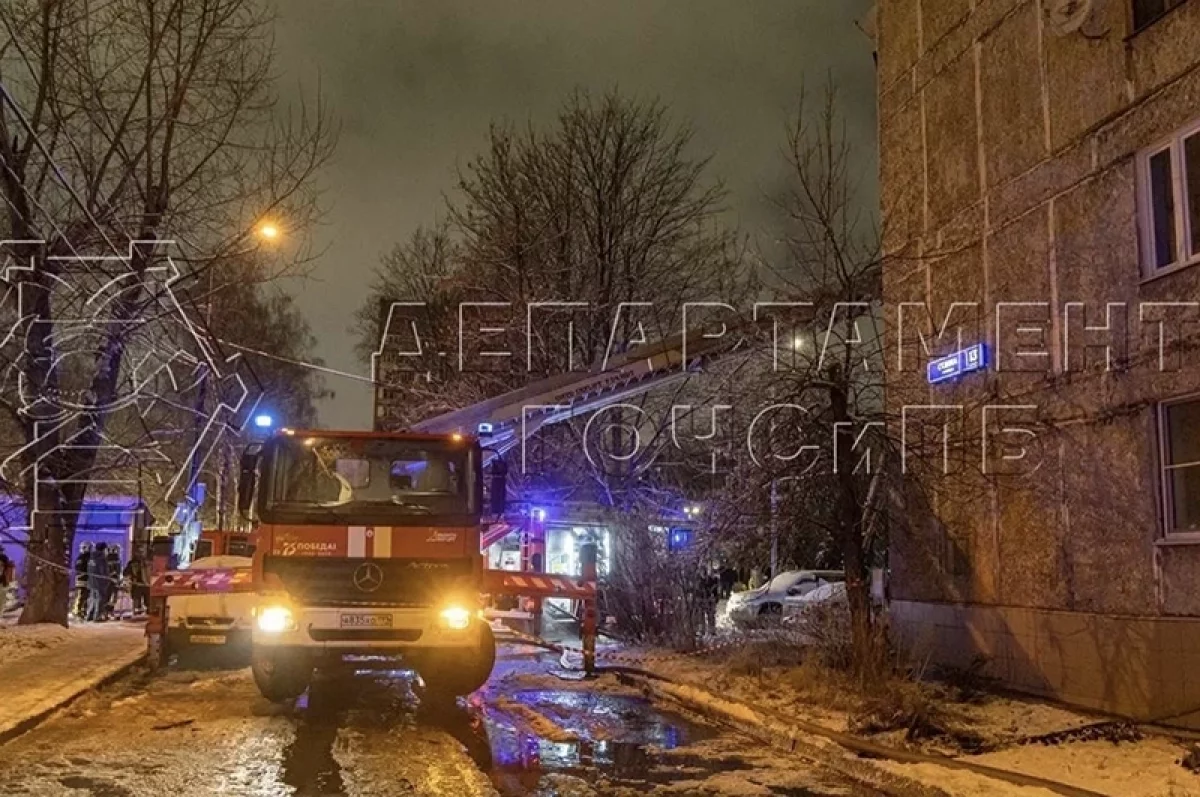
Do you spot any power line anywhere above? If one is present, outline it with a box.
[219,340,377,385]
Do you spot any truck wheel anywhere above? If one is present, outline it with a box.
[251,648,311,702]
[419,621,496,697]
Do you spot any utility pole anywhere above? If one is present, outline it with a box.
[769,477,779,579]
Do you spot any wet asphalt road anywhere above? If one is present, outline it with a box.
[0,646,867,797]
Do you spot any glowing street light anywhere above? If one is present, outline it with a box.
[257,221,281,241]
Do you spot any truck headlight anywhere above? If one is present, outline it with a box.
[439,605,471,630]
[256,605,295,633]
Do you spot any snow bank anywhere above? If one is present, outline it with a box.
[969,735,1200,797]
[634,643,1200,797]
[0,623,73,667]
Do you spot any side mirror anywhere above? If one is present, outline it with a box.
[237,450,260,519]
[489,459,507,516]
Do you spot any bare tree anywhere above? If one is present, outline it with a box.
[703,84,1027,677]
[0,0,335,624]
[358,90,748,422]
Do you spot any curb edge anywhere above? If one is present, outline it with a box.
[0,650,146,747]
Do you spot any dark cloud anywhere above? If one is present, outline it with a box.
[272,0,877,429]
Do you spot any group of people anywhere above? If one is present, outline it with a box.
[73,542,150,622]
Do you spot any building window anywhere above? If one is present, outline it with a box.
[1159,397,1200,536]
[1137,117,1200,276]
[1132,0,1191,32]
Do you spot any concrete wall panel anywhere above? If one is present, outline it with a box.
[980,3,1047,187]
[923,51,980,225]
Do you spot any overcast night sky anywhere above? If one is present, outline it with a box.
[272,1,878,430]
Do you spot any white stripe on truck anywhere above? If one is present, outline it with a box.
[348,526,366,557]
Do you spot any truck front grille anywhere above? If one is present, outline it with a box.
[263,556,475,607]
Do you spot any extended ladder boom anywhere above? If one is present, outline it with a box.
[410,316,781,451]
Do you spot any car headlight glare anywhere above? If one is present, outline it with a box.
[439,605,471,630]
[256,605,295,633]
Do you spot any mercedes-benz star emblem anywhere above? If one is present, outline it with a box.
[352,562,384,593]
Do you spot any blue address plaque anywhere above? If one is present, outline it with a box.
[927,343,988,385]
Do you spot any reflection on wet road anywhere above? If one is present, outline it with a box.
[0,649,867,796]
[484,689,719,794]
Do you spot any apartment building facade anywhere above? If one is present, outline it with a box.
[877,0,1200,725]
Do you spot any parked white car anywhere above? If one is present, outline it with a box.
[166,555,255,656]
[722,569,844,627]
[783,580,848,618]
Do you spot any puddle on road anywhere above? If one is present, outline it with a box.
[279,670,430,796]
[277,673,730,796]
[481,689,728,795]
[280,690,348,796]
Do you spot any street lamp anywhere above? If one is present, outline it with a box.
[256,221,281,242]
[253,413,274,429]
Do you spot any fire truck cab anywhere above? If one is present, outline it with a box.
[237,428,501,701]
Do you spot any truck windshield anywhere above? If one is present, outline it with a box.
[266,435,473,520]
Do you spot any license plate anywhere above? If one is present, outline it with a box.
[190,634,227,645]
[339,613,393,628]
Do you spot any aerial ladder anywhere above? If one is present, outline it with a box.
[408,314,785,638]
[147,312,788,674]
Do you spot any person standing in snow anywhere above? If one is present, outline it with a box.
[73,542,92,619]
[105,545,123,618]
[123,552,149,615]
[697,566,720,637]
[719,566,736,600]
[86,542,110,621]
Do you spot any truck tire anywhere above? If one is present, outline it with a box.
[419,621,496,697]
[251,647,311,702]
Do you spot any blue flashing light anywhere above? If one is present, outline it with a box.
[532,507,546,522]
[927,343,988,385]
[253,413,274,429]
[667,527,694,552]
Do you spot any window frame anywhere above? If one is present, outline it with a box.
[1136,115,1200,280]
[1156,394,1200,539]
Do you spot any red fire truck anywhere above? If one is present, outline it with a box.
[151,428,514,701]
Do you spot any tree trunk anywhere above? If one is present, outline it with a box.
[13,246,74,627]
[17,242,155,624]
[18,507,72,627]
[830,375,874,678]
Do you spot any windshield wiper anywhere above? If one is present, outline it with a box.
[390,497,432,513]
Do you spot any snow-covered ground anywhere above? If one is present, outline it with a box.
[960,735,1200,797]
[613,639,1200,797]
[0,622,74,667]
